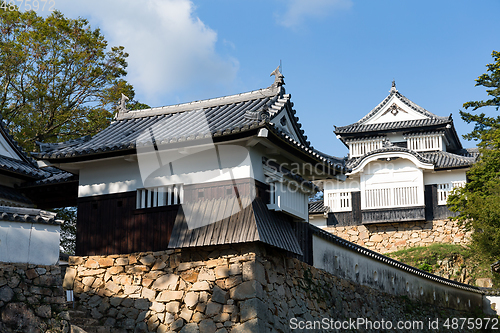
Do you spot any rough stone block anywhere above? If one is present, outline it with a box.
[152,260,167,271]
[240,298,267,322]
[198,268,216,282]
[0,286,14,302]
[230,280,263,301]
[157,290,183,302]
[150,301,165,313]
[190,281,210,291]
[211,286,227,304]
[184,291,199,309]
[242,261,266,285]
[180,323,199,333]
[140,254,156,266]
[180,307,193,322]
[215,266,229,279]
[115,258,129,266]
[152,274,178,290]
[165,301,180,313]
[199,319,217,333]
[205,301,223,317]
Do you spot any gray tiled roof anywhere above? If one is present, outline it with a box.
[420,151,476,169]
[456,147,480,158]
[358,90,449,124]
[168,196,303,255]
[0,206,63,225]
[34,84,344,173]
[309,200,328,214]
[0,185,32,205]
[28,168,77,186]
[36,86,297,158]
[335,117,451,135]
[345,147,476,171]
[0,155,48,179]
[346,147,433,170]
[335,87,451,135]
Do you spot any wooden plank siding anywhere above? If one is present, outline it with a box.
[327,191,362,226]
[76,178,271,256]
[424,184,459,221]
[361,206,425,224]
[325,188,459,226]
[76,192,178,256]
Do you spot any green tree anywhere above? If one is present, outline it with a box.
[448,51,500,260]
[0,9,148,151]
[53,207,77,254]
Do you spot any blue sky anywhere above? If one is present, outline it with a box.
[47,0,499,157]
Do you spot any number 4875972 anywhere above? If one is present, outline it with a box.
[1,0,56,12]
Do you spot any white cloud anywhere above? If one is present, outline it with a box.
[55,0,238,102]
[276,0,352,28]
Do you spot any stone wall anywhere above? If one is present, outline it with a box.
[66,243,489,333]
[0,262,69,333]
[324,219,471,253]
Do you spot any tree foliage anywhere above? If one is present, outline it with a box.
[53,207,77,255]
[0,9,148,151]
[449,51,500,260]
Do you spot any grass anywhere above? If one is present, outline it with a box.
[386,243,497,287]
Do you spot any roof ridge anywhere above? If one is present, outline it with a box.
[353,89,449,126]
[116,85,284,121]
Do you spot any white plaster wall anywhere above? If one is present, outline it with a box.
[0,221,60,265]
[309,215,327,228]
[323,176,360,192]
[365,98,427,124]
[313,234,483,311]
[485,295,500,316]
[424,169,467,185]
[78,143,257,197]
[361,159,424,208]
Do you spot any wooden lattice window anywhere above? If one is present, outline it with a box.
[136,184,184,209]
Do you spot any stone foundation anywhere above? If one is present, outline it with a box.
[65,243,486,333]
[324,219,471,253]
[0,262,69,333]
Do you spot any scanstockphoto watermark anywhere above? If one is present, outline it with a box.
[1,0,55,12]
[290,318,425,331]
[289,317,500,331]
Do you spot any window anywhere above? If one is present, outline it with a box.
[326,191,352,212]
[407,134,443,152]
[264,164,310,220]
[348,138,384,157]
[136,184,184,209]
[437,181,465,205]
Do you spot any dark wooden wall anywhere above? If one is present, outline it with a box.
[76,192,179,256]
[292,220,313,265]
[183,178,269,203]
[424,184,459,221]
[76,178,270,256]
[361,207,425,224]
[327,191,361,226]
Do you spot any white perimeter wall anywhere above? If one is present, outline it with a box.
[313,234,483,312]
[0,221,60,265]
[79,144,265,197]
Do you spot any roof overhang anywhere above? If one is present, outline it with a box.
[348,151,434,176]
[35,123,345,179]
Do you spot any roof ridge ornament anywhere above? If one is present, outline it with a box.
[117,93,130,113]
[270,66,285,87]
[390,80,397,93]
